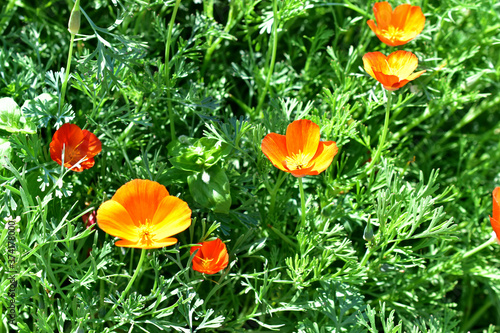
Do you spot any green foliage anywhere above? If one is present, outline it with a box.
[0,97,36,134]
[1,0,500,331]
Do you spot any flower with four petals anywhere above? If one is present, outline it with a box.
[367,2,425,47]
[363,50,426,91]
[50,123,102,172]
[190,238,229,275]
[97,179,192,249]
[261,119,338,177]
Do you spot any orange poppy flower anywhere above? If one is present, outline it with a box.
[261,119,338,177]
[367,2,425,47]
[97,179,192,249]
[50,123,102,172]
[491,187,500,241]
[190,238,229,275]
[363,50,426,91]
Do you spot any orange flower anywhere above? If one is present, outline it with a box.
[261,119,338,177]
[97,179,192,249]
[50,123,102,172]
[367,2,425,46]
[491,187,500,240]
[363,50,426,91]
[190,238,229,275]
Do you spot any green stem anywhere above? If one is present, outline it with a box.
[60,33,75,111]
[462,300,492,332]
[255,0,278,115]
[298,177,306,229]
[463,235,497,259]
[366,92,392,173]
[359,247,372,267]
[268,224,297,249]
[105,248,147,318]
[164,0,182,141]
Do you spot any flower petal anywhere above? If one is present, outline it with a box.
[111,179,170,227]
[387,50,418,79]
[151,196,192,239]
[405,6,426,36]
[373,71,401,90]
[82,129,102,158]
[97,200,139,242]
[285,119,320,161]
[78,158,96,171]
[373,1,393,30]
[366,19,380,35]
[363,52,389,80]
[493,187,500,222]
[392,70,426,90]
[261,133,289,172]
[391,4,412,30]
[115,237,178,249]
[289,164,316,178]
[309,141,338,175]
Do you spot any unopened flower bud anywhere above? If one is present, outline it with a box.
[68,1,81,35]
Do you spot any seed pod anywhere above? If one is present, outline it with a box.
[68,1,81,35]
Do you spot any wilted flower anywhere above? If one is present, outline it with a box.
[261,119,338,177]
[490,187,500,241]
[367,2,425,46]
[363,50,426,91]
[50,123,102,172]
[190,238,229,275]
[97,179,191,249]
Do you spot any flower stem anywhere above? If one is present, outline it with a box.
[298,177,306,229]
[366,92,392,173]
[255,0,278,115]
[165,0,182,141]
[463,235,497,259]
[359,247,372,267]
[105,248,146,318]
[60,33,75,112]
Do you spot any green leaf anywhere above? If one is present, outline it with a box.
[188,165,231,214]
[0,97,36,134]
[168,136,231,172]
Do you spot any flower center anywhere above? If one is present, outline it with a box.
[285,151,312,170]
[63,142,87,165]
[381,26,406,42]
[138,220,155,246]
[200,257,214,268]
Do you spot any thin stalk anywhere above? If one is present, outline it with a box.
[366,92,392,173]
[60,33,75,111]
[255,0,278,115]
[359,247,372,267]
[105,249,147,318]
[463,235,497,259]
[268,224,297,249]
[60,0,81,110]
[462,300,492,332]
[298,177,306,229]
[164,0,182,141]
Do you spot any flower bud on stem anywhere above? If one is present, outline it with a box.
[68,0,81,35]
[60,0,80,112]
